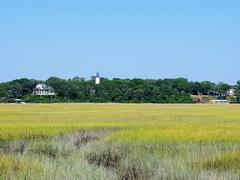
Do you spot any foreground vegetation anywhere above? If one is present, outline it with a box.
[0,104,240,179]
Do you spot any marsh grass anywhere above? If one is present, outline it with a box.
[0,154,42,179]
[196,151,240,171]
[0,104,240,179]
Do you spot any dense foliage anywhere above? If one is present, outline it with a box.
[236,81,240,103]
[0,77,237,103]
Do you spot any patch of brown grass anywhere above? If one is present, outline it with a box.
[196,151,240,171]
[0,154,42,177]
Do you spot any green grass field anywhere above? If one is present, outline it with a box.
[0,104,240,179]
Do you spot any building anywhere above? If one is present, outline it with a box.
[14,99,22,104]
[227,88,236,96]
[15,99,26,104]
[210,100,230,104]
[34,84,56,96]
[95,72,100,85]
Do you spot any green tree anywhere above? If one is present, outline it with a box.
[46,77,68,98]
[236,81,240,103]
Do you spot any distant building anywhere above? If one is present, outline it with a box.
[15,99,22,104]
[95,72,100,85]
[34,84,55,96]
[14,99,25,104]
[227,89,236,96]
[210,100,230,104]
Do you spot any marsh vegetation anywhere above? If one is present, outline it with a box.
[0,104,240,179]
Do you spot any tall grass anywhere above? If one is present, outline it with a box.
[0,104,240,179]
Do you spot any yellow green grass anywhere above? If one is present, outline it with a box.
[1,104,240,179]
[196,151,240,171]
[1,104,240,143]
[0,154,42,178]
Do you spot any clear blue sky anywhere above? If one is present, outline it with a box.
[0,0,239,84]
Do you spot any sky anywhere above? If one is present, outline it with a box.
[0,0,239,84]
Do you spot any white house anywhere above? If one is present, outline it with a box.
[227,89,236,96]
[95,72,100,85]
[34,84,55,96]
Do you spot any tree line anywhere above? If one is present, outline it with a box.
[0,77,239,103]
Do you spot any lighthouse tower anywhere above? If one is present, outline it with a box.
[95,72,100,85]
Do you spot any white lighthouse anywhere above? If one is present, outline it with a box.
[95,72,100,85]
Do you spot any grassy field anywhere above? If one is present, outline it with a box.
[0,104,240,179]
